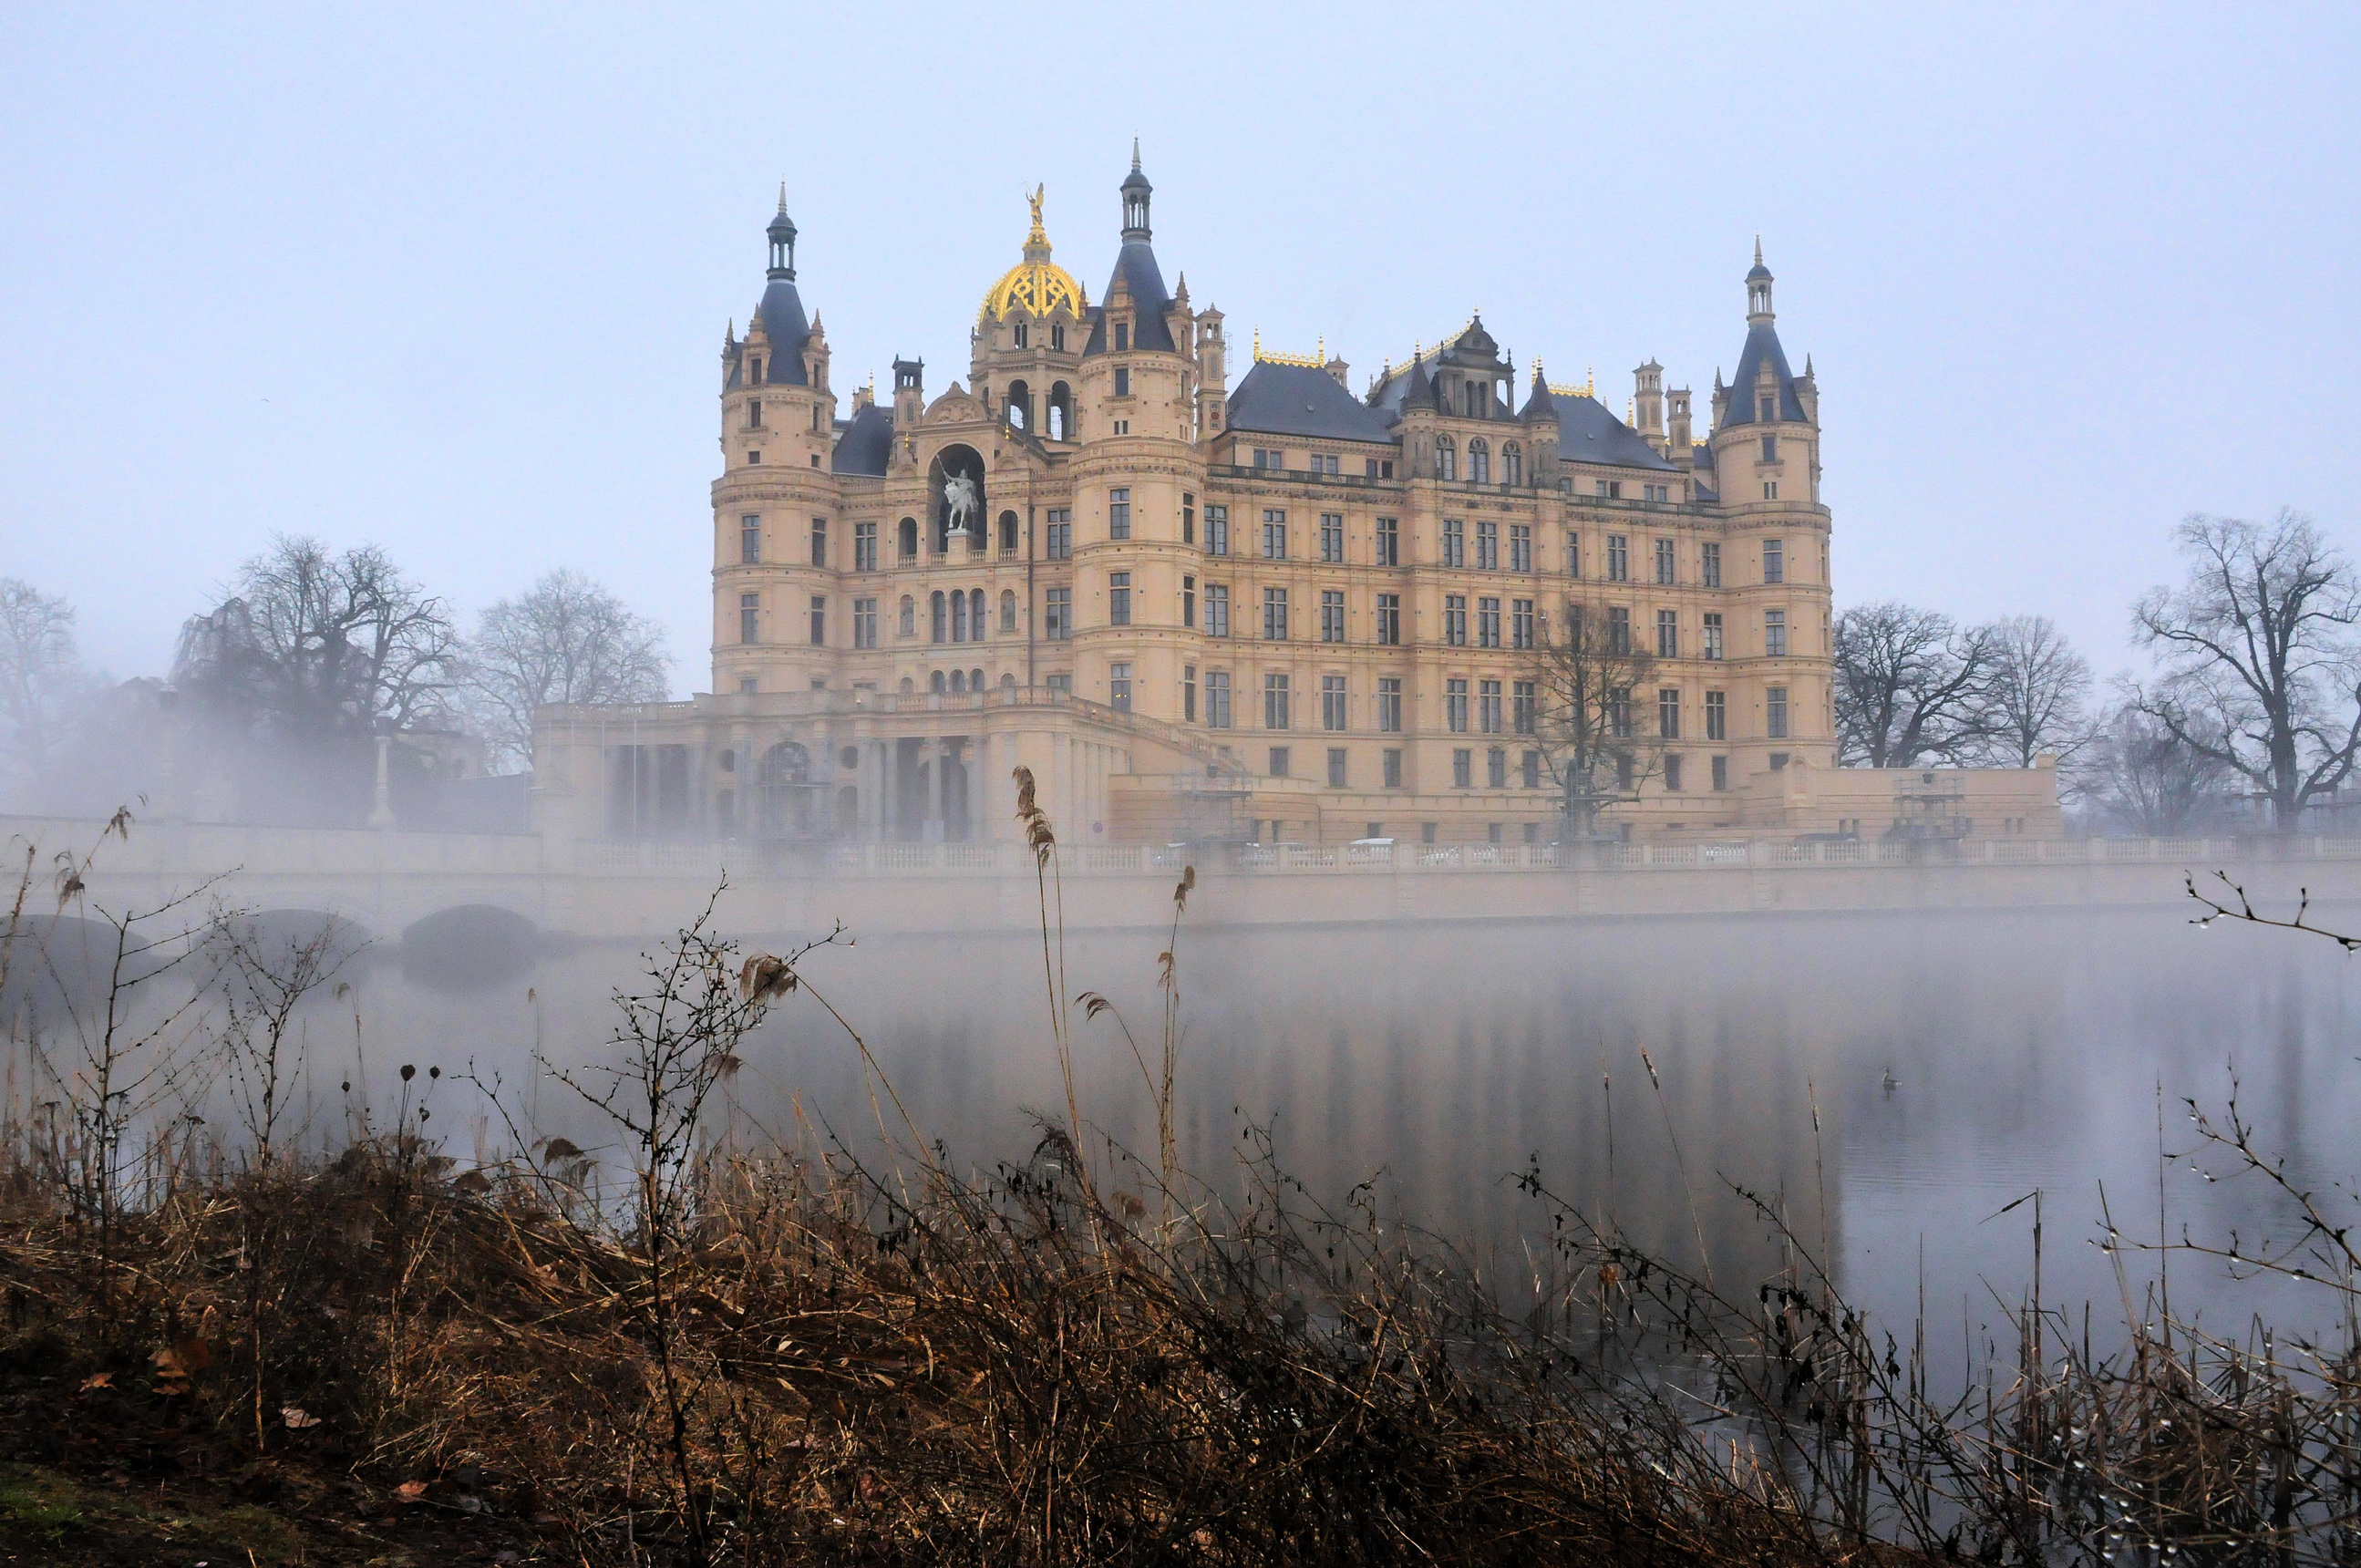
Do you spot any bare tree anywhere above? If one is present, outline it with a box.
[1832,602,1995,768]
[463,570,671,771]
[2132,511,2361,831]
[172,535,459,743]
[0,578,98,790]
[1980,614,2094,769]
[1521,597,1661,841]
[2084,697,2239,836]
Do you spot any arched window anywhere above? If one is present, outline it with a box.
[1435,436,1457,482]
[1048,382,1074,441]
[1503,442,1522,486]
[970,667,985,691]
[898,517,918,559]
[899,676,914,694]
[1000,672,1017,691]
[931,670,946,693]
[953,590,970,643]
[1468,438,1490,485]
[950,669,966,693]
[998,510,1019,552]
[930,591,947,644]
[1005,378,1031,431]
[897,595,915,637]
[970,588,986,638]
[999,589,1017,632]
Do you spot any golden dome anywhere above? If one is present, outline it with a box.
[979,186,1087,325]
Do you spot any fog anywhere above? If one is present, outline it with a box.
[19,866,2353,1389]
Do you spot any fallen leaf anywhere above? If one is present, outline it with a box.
[396,1480,428,1503]
[282,1406,322,1429]
[80,1371,114,1391]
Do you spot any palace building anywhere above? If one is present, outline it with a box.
[531,154,2059,850]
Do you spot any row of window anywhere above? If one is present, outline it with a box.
[1238,747,1756,794]
[1164,669,1791,741]
[740,586,1796,660]
[738,507,1789,583]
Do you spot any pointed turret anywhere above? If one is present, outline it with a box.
[1088,146,1175,355]
[1716,242,1806,428]
[744,190,812,387]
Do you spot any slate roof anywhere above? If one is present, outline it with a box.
[1717,322,1806,427]
[727,276,811,389]
[1365,357,1438,421]
[1543,387,1677,471]
[1226,361,1397,444]
[1082,242,1177,354]
[830,403,892,476]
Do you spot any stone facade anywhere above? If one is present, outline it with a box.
[531,156,2059,850]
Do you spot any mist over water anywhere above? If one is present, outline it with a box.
[276,888,2361,1376]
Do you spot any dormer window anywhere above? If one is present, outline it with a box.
[1759,393,1775,421]
[750,356,765,385]
[1113,321,1129,352]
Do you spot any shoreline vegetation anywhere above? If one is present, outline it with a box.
[4,799,2361,1565]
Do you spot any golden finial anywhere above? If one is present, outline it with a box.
[1026,183,1046,245]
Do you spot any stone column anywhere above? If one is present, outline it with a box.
[367,734,397,830]
[925,736,947,843]
[861,736,885,841]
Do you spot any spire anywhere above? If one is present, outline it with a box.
[746,189,812,386]
[1119,142,1152,241]
[1746,240,1773,323]
[767,190,799,281]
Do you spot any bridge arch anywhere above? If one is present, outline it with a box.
[398,903,540,992]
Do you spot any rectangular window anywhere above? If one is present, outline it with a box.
[1108,487,1131,540]
[1711,754,1728,790]
[1377,676,1403,732]
[1113,366,1130,397]
[853,596,878,648]
[1763,538,1785,584]
[1452,748,1473,787]
[1376,593,1401,646]
[1046,509,1073,559]
[1311,453,1340,476]
[1114,322,1129,352]
[1182,573,1197,628]
[1513,679,1536,735]
[1606,534,1628,582]
[1478,596,1501,648]
[1253,448,1284,470]
[1376,516,1399,566]
[1383,748,1403,788]
[1320,512,1345,562]
[1510,523,1532,573]
[739,513,761,564]
[1566,531,1582,576]
[1444,594,1468,646]
[1442,518,1465,567]
[1183,665,1198,722]
[1658,686,1680,738]
[1705,691,1727,740]
[1664,753,1684,791]
[1759,393,1776,421]
[1206,504,1230,555]
[739,592,759,645]
[1511,597,1535,650]
[808,595,826,645]
[1262,510,1287,559]
[1476,519,1499,570]
[1447,677,1469,733]
[1045,587,1071,641]
[1262,586,1289,640]
[1263,673,1291,730]
[1108,571,1131,626]
[1046,672,1072,694]
[1607,606,1631,654]
[1320,589,1345,643]
[1701,542,1722,587]
[1656,608,1678,659]
[1479,678,1502,734]
[810,517,828,567]
[1322,674,1346,731]
[1760,434,1778,464]
[1611,696,1633,738]
[1487,747,1508,788]
[1655,537,1675,584]
[1269,745,1290,779]
[1207,670,1232,727]
[1765,609,1788,657]
[854,520,878,572]
[1326,746,1347,787]
[1182,492,1196,546]
[1767,686,1789,738]
[1703,613,1724,661]
[1521,749,1541,789]
[1204,583,1232,637]
[1109,661,1132,711]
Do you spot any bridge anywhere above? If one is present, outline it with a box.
[10,814,2361,959]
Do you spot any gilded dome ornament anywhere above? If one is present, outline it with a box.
[979,185,1087,324]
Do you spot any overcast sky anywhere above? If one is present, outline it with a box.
[4,3,2355,691]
